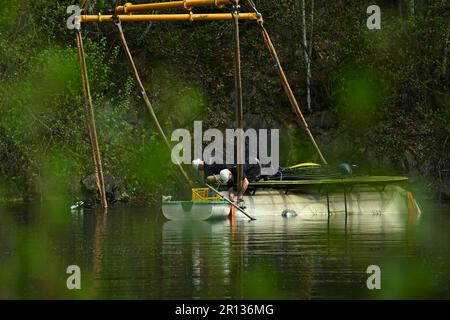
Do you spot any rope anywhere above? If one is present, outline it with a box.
[114,19,193,187]
[245,0,328,165]
[81,0,90,12]
[112,0,121,15]
[76,30,109,209]
[247,0,257,12]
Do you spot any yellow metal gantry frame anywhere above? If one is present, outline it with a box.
[81,12,257,23]
[81,0,256,23]
[75,1,329,210]
[115,0,232,13]
[81,0,257,23]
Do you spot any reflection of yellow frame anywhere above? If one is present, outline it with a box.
[192,188,221,201]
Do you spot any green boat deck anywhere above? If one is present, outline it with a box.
[250,176,408,187]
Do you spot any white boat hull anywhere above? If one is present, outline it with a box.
[162,186,421,224]
[162,200,230,221]
[243,185,420,224]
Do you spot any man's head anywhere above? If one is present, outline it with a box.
[219,169,232,184]
[192,159,205,171]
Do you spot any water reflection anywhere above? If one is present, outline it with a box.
[93,213,107,276]
[0,203,449,299]
[162,220,232,299]
[159,210,415,299]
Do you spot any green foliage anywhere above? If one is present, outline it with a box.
[0,0,449,202]
[333,67,384,131]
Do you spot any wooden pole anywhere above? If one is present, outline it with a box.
[442,17,450,82]
[206,184,256,220]
[256,17,328,165]
[301,0,312,112]
[76,30,108,210]
[232,1,244,195]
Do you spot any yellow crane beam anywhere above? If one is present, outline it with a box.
[81,12,257,23]
[115,0,232,14]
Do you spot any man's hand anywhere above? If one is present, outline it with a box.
[228,190,235,202]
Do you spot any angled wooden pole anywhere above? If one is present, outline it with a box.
[245,0,328,165]
[115,19,193,187]
[207,184,256,220]
[259,22,327,165]
[76,30,108,210]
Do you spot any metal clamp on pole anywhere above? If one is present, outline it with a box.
[183,0,193,11]
[112,7,120,25]
[214,0,225,8]
[246,0,262,22]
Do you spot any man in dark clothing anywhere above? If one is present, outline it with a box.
[244,159,262,181]
[192,159,228,185]
[220,166,253,209]
[193,158,261,209]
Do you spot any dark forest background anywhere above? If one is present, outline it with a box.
[0,0,449,203]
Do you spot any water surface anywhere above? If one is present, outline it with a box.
[0,201,449,299]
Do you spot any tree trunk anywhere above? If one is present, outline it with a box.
[301,0,312,112]
[308,0,314,110]
[309,0,314,58]
[409,0,415,18]
[443,17,450,81]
